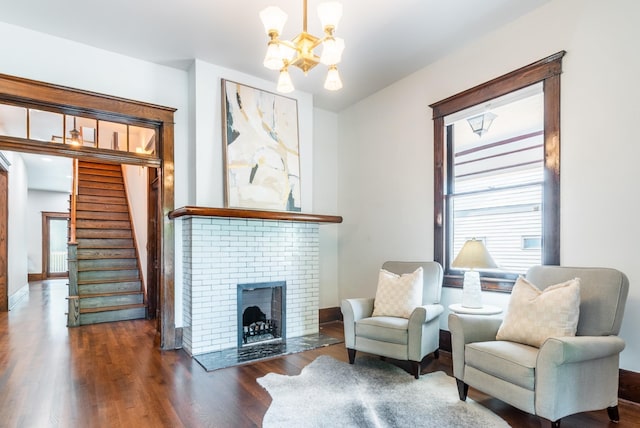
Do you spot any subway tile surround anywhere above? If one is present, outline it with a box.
[181,217,320,356]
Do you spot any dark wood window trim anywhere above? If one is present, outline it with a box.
[430,51,565,292]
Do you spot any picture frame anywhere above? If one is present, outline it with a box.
[221,79,301,212]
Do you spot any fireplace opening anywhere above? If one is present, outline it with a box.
[237,281,286,347]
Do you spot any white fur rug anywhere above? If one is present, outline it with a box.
[258,355,510,427]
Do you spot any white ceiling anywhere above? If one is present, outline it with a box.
[0,0,550,112]
[19,152,73,193]
[1,0,551,191]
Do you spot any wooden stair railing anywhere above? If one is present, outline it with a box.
[67,159,80,327]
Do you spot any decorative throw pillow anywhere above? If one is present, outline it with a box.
[496,276,581,347]
[371,267,423,318]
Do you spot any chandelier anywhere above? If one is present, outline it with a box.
[259,0,345,93]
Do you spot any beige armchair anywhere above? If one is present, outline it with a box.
[341,261,444,378]
[449,266,629,427]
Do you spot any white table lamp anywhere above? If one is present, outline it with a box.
[451,238,497,309]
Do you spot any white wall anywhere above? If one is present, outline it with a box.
[26,189,70,274]
[187,59,314,210]
[3,152,29,301]
[123,165,148,289]
[336,0,640,372]
[313,108,339,308]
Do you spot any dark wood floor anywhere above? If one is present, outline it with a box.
[1,280,639,427]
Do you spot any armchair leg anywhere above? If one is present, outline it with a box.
[347,348,356,364]
[539,418,561,427]
[455,378,468,401]
[410,361,421,379]
[607,405,620,423]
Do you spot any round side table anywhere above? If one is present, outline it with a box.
[448,303,502,315]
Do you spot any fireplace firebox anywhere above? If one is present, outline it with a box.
[237,281,286,347]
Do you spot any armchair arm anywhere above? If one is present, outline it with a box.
[448,313,503,379]
[407,304,444,362]
[341,298,374,348]
[409,304,444,325]
[535,336,626,421]
[537,335,626,366]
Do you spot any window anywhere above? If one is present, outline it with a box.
[430,52,564,292]
[522,236,542,250]
[448,84,544,275]
[0,102,158,158]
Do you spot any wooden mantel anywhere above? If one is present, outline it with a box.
[168,206,343,224]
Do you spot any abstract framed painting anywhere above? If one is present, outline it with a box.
[221,79,301,212]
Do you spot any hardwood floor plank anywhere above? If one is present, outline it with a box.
[1,280,639,427]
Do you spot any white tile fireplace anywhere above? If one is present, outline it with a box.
[180,215,321,356]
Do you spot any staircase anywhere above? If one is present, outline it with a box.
[68,161,146,325]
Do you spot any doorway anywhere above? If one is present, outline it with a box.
[0,73,177,349]
[42,212,69,279]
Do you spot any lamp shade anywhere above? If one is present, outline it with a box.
[324,65,342,91]
[451,239,497,270]
[320,37,345,65]
[260,6,288,36]
[263,43,284,70]
[317,2,343,31]
[277,68,295,93]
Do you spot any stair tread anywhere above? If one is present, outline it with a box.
[76,196,126,204]
[77,239,135,249]
[80,303,146,314]
[78,267,138,273]
[78,277,141,285]
[79,291,144,298]
[77,256,136,260]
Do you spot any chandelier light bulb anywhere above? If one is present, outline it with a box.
[320,37,345,65]
[260,6,288,36]
[263,43,284,70]
[324,65,342,91]
[317,2,343,32]
[277,68,295,93]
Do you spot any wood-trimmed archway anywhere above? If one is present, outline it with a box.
[0,73,177,350]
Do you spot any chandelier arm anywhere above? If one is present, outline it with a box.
[309,36,327,51]
[274,39,298,51]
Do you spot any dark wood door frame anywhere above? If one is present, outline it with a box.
[0,155,8,312]
[42,212,70,279]
[0,73,177,350]
[148,170,160,322]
